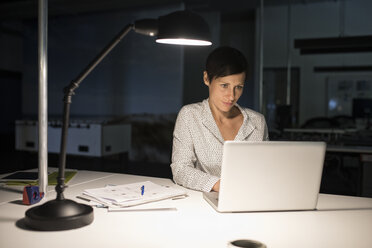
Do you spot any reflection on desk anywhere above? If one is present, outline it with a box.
[0,170,372,248]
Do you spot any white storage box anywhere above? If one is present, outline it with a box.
[15,120,131,157]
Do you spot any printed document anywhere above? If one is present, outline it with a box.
[83,181,186,207]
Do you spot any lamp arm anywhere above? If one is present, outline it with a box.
[24,11,211,231]
[56,24,134,200]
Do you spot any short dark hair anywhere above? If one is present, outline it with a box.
[205,46,247,82]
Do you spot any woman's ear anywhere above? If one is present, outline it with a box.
[203,71,210,86]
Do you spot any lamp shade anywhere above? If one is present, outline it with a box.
[156,10,212,46]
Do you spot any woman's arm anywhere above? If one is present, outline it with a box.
[170,108,220,192]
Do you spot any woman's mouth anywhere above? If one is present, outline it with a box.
[223,101,233,107]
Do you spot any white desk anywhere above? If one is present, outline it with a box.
[1,170,372,248]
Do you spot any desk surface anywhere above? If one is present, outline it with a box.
[1,170,372,248]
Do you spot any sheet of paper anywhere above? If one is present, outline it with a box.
[83,181,186,207]
[107,199,177,212]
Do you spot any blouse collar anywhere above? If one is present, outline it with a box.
[201,99,255,143]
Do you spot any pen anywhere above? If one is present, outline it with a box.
[76,196,107,208]
[76,195,91,202]
[172,194,188,200]
[141,185,145,195]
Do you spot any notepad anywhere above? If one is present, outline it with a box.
[0,172,39,182]
[2,171,77,186]
[83,181,186,208]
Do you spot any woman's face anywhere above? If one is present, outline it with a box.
[204,71,245,113]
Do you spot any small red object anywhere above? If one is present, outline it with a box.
[22,186,44,205]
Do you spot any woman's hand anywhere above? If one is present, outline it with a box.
[212,180,220,192]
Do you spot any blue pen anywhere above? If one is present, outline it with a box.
[141,185,145,195]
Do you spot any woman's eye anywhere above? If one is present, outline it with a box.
[236,85,244,90]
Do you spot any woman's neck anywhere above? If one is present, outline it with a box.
[208,101,244,141]
[209,102,241,124]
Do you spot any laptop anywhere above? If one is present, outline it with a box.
[203,141,326,212]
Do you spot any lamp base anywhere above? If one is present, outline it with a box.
[25,198,93,231]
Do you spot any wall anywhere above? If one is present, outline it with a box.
[263,0,372,125]
[21,5,186,118]
[0,21,23,71]
[0,21,23,134]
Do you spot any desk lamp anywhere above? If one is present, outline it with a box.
[24,10,211,231]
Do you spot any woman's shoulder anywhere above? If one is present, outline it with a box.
[239,106,265,122]
[178,100,207,117]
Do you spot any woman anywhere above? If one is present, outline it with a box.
[170,46,269,192]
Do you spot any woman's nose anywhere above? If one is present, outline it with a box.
[227,88,235,100]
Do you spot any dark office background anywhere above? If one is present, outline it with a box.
[0,0,371,197]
